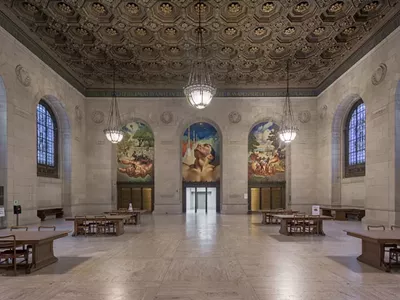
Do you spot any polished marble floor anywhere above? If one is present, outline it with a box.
[1,213,400,300]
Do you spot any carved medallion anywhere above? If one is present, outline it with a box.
[91,110,104,124]
[319,105,328,120]
[228,111,241,124]
[15,65,31,87]
[371,63,387,85]
[160,111,173,124]
[298,110,311,123]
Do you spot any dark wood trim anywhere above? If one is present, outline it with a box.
[37,100,59,178]
[344,99,366,178]
[116,183,154,212]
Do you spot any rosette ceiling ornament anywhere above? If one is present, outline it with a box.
[183,0,216,109]
[104,65,124,144]
[279,61,298,143]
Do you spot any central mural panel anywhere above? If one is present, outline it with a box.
[248,121,286,183]
[182,122,220,183]
[117,121,154,183]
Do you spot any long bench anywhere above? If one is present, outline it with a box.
[320,206,365,221]
[37,208,64,221]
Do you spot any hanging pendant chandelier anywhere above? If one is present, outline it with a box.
[183,0,216,109]
[104,65,124,144]
[278,60,298,143]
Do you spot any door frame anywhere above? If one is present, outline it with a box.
[117,182,155,212]
[248,182,286,213]
[182,182,220,213]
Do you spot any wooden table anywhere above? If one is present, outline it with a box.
[104,210,147,225]
[321,206,365,221]
[259,210,298,225]
[65,215,131,236]
[272,214,333,235]
[0,231,68,273]
[345,229,400,271]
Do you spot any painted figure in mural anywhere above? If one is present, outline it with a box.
[182,143,220,182]
[248,121,286,182]
[182,122,221,182]
[117,122,154,182]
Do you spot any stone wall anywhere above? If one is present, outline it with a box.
[85,96,317,214]
[316,26,400,225]
[0,27,86,226]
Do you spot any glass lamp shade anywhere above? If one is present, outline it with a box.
[278,127,298,143]
[184,83,216,110]
[104,129,124,144]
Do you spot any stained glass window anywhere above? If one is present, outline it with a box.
[345,99,365,177]
[37,100,58,177]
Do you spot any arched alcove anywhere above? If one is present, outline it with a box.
[0,76,7,228]
[115,119,155,211]
[331,94,364,206]
[37,95,72,216]
[248,120,286,212]
[181,121,221,213]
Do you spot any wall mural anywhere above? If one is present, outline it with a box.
[117,121,154,182]
[182,122,220,182]
[248,121,286,183]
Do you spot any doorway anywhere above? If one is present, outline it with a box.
[248,185,285,212]
[117,183,154,211]
[182,183,220,213]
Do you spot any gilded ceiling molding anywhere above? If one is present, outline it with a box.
[0,2,399,97]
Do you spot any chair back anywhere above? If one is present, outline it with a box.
[38,226,56,231]
[75,216,87,225]
[0,235,16,249]
[367,225,385,231]
[10,226,28,231]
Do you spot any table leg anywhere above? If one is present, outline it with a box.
[318,220,326,236]
[72,220,77,236]
[261,213,266,225]
[27,240,58,274]
[279,219,290,235]
[115,220,125,236]
[357,240,388,271]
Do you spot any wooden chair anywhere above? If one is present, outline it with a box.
[306,215,320,235]
[38,226,56,231]
[0,235,29,276]
[367,225,398,254]
[75,216,89,236]
[290,213,306,234]
[10,226,28,231]
[94,216,107,235]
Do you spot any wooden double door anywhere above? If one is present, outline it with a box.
[117,183,154,211]
[248,184,285,212]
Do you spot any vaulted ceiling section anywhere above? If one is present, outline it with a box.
[0,0,399,97]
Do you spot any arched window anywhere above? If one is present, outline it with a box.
[36,100,58,177]
[344,99,365,177]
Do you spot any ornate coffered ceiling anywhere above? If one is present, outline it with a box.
[0,0,399,97]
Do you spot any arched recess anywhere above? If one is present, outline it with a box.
[331,94,364,206]
[116,119,155,211]
[248,120,287,212]
[38,95,72,216]
[0,76,8,229]
[180,120,222,213]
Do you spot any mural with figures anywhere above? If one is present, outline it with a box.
[117,121,154,182]
[182,122,220,182]
[248,121,286,183]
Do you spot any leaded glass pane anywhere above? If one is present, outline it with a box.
[347,101,366,168]
[36,101,57,174]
